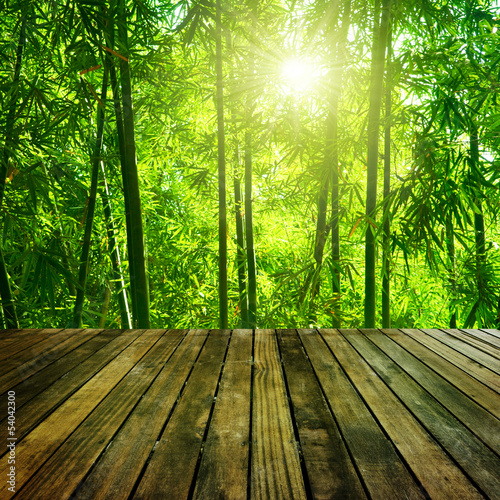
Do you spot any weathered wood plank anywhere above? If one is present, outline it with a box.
[278,329,367,500]
[365,329,500,455]
[403,329,500,393]
[0,329,101,392]
[133,330,230,499]
[298,329,426,500]
[193,329,253,500]
[423,328,500,374]
[346,330,500,499]
[0,329,161,498]
[74,329,209,500]
[321,329,484,500]
[2,329,122,409]
[481,329,500,340]
[446,329,500,358]
[461,329,500,349]
[251,329,307,500]
[0,329,144,447]
[383,329,500,419]
[16,330,185,499]
[0,328,58,362]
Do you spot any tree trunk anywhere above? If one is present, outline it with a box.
[234,175,248,327]
[381,22,392,329]
[364,0,391,328]
[216,0,228,329]
[0,13,27,328]
[117,0,150,328]
[100,161,132,329]
[72,71,108,328]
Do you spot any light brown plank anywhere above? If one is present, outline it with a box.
[461,329,500,349]
[321,329,483,500]
[16,330,185,499]
[298,329,425,500]
[0,329,162,498]
[278,329,367,499]
[193,329,253,500]
[251,329,307,500]
[133,330,230,499]
[346,330,500,499]
[74,329,209,500]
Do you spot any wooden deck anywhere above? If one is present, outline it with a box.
[0,328,499,499]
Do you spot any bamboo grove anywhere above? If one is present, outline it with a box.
[0,0,499,329]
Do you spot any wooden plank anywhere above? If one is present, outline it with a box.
[278,329,367,499]
[1,329,122,409]
[0,329,144,447]
[461,329,500,349]
[445,329,500,358]
[133,330,230,499]
[16,330,186,499]
[0,329,99,389]
[74,329,209,500]
[345,330,500,499]
[0,329,59,362]
[481,329,500,340]
[365,329,500,455]
[321,329,484,500]
[250,329,307,500]
[0,329,162,498]
[403,329,500,394]
[423,328,500,374]
[383,329,500,420]
[193,329,253,500]
[298,329,426,500]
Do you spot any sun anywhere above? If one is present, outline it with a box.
[281,58,315,93]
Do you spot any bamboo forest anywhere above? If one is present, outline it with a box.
[0,0,499,330]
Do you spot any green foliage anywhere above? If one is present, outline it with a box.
[0,0,499,329]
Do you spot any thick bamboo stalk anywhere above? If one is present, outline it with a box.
[117,0,150,328]
[72,72,108,328]
[364,0,391,328]
[216,0,228,329]
[234,175,248,327]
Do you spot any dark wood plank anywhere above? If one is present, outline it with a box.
[193,329,253,500]
[0,329,144,447]
[403,329,500,393]
[251,329,307,500]
[298,329,426,500]
[74,329,209,500]
[16,330,185,499]
[0,329,100,391]
[365,329,500,455]
[278,329,367,500]
[1,329,122,408]
[0,329,59,362]
[321,329,484,500]
[133,330,230,499]
[423,328,500,374]
[345,330,500,499]
[384,329,500,419]
[0,329,162,498]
